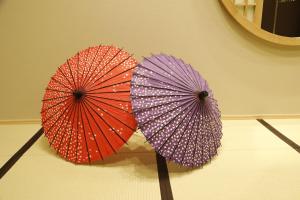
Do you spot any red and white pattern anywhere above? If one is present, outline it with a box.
[41,45,137,163]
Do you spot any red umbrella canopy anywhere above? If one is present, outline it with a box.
[41,45,137,163]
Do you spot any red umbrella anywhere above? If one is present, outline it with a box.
[41,45,137,163]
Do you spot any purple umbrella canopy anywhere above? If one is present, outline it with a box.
[130,54,222,167]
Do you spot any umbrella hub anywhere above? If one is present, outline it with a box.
[197,90,208,101]
[73,89,86,101]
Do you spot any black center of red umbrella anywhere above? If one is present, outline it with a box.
[73,90,85,101]
[198,90,208,101]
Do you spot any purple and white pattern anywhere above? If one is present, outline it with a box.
[130,54,222,167]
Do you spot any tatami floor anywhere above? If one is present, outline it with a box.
[0,119,299,200]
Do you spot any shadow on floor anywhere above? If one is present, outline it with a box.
[37,136,159,179]
[167,146,224,176]
[36,134,219,178]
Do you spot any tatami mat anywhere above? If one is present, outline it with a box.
[0,124,41,166]
[0,120,299,200]
[168,120,300,200]
[266,119,300,145]
[0,131,160,200]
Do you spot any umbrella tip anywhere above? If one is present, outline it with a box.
[73,89,86,100]
[198,90,209,101]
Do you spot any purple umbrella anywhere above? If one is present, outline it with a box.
[130,54,222,167]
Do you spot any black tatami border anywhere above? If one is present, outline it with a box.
[0,127,44,179]
[257,119,300,153]
[156,152,174,200]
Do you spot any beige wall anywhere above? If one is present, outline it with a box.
[0,0,300,120]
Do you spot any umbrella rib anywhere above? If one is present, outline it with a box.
[85,95,130,113]
[42,99,73,124]
[191,103,203,167]
[132,83,191,95]
[57,66,74,90]
[142,57,191,91]
[206,126,217,165]
[87,90,130,95]
[80,45,102,88]
[152,55,193,90]
[204,102,222,129]
[145,100,196,142]
[79,47,91,88]
[55,99,77,153]
[169,56,200,90]
[76,52,80,88]
[200,101,222,132]
[165,56,195,88]
[80,45,102,87]
[137,64,193,93]
[208,137,211,164]
[45,88,70,94]
[78,102,91,163]
[81,100,117,153]
[86,54,132,90]
[50,77,73,91]
[179,103,201,165]
[83,48,123,89]
[65,102,79,160]
[75,101,80,163]
[86,95,130,103]
[198,105,206,166]
[192,64,207,91]
[133,96,194,113]
[205,100,222,129]
[203,103,220,156]
[154,55,193,89]
[43,100,74,136]
[80,100,104,160]
[172,56,200,90]
[81,45,111,88]
[86,66,135,92]
[41,95,72,113]
[157,103,197,153]
[86,80,131,93]
[133,72,192,94]
[83,99,128,144]
[131,93,191,99]
[66,59,77,89]
[188,64,203,90]
[85,97,135,131]
[42,94,72,102]
[200,135,204,166]
[139,98,195,127]
[142,57,193,92]
[186,102,201,167]
[49,102,76,146]
[49,102,76,145]
[168,106,199,161]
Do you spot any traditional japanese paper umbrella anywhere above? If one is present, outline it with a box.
[131,54,222,167]
[41,45,137,163]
